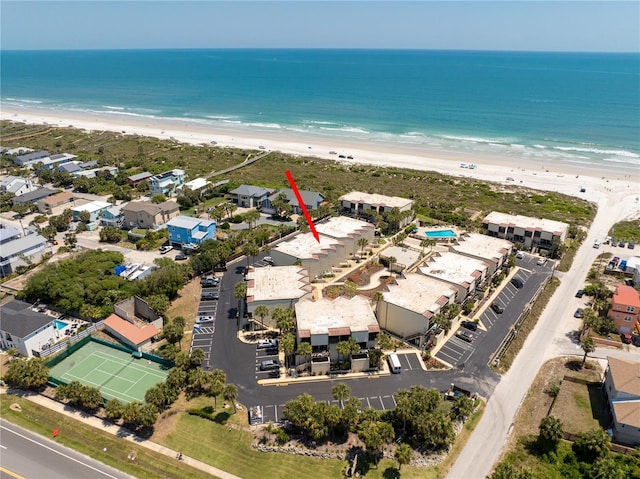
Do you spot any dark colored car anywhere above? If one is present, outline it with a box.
[574,308,584,318]
[632,335,640,347]
[461,321,478,331]
[490,303,504,314]
[201,291,219,300]
[621,333,632,344]
[629,242,635,249]
[455,331,473,343]
[175,253,187,261]
[618,241,625,247]
[260,359,281,371]
[575,289,584,298]
[510,277,524,289]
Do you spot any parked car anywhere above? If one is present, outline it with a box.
[632,335,640,347]
[537,257,547,265]
[490,303,504,314]
[618,241,626,247]
[510,277,524,289]
[263,256,274,264]
[461,321,478,331]
[629,242,635,249]
[201,276,219,287]
[175,253,187,261]
[574,308,584,318]
[621,333,632,344]
[260,359,281,371]
[201,291,219,300]
[516,251,525,259]
[455,331,473,343]
[196,315,215,324]
[575,289,584,298]
[593,241,600,249]
[159,245,173,254]
[257,339,278,349]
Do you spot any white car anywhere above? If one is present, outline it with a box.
[516,251,525,259]
[159,245,173,254]
[593,241,601,249]
[263,256,274,264]
[196,315,215,324]
[537,257,546,266]
[257,339,277,349]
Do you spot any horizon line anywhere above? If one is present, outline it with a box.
[2,47,639,55]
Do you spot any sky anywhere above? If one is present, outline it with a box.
[1,1,638,52]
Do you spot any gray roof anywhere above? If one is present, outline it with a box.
[269,188,324,206]
[0,227,20,243]
[0,234,48,259]
[79,161,98,169]
[230,185,273,197]
[127,172,152,182]
[0,299,54,338]
[12,187,56,205]
[58,162,82,173]
[14,150,49,163]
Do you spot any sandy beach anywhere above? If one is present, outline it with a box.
[2,106,639,221]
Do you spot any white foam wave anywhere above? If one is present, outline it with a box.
[302,120,339,126]
[102,105,125,110]
[318,126,370,134]
[244,122,282,129]
[5,98,43,104]
[553,146,639,158]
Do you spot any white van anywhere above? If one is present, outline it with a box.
[387,353,402,374]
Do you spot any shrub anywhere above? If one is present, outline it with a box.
[275,428,290,445]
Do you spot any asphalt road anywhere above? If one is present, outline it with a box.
[205,254,554,422]
[0,419,133,479]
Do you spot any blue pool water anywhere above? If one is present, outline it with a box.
[425,229,457,238]
[54,320,69,330]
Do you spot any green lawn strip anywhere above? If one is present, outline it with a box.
[161,413,344,479]
[609,219,640,243]
[0,395,216,479]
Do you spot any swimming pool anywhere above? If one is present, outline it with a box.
[425,229,457,238]
[54,319,69,330]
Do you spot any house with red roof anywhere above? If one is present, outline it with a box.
[607,285,640,334]
[103,314,159,351]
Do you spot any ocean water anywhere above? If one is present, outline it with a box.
[2,49,639,170]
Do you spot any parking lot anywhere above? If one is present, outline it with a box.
[189,277,222,368]
[255,342,281,380]
[435,258,548,368]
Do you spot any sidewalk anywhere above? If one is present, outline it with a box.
[3,389,242,479]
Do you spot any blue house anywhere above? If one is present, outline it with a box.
[148,169,186,196]
[166,216,216,249]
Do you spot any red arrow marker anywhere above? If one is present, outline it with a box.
[285,170,319,242]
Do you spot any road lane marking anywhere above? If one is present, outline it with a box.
[0,466,25,479]
[0,425,121,479]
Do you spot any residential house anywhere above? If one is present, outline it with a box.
[607,285,640,334]
[603,356,640,446]
[261,188,325,215]
[122,200,180,229]
[0,233,49,277]
[74,166,118,179]
[12,150,49,167]
[483,211,569,252]
[126,172,152,187]
[339,191,414,215]
[57,162,82,174]
[450,233,514,277]
[229,185,274,208]
[418,252,488,302]
[178,178,211,196]
[245,266,313,329]
[314,216,375,257]
[71,200,112,223]
[0,226,21,244]
[0,300,60,358]
[114,296,163,330]
[166,216,216,248]
[376,273,457,343]
[295,296,380,374]
[99,204,126,228]
[339,191,415,226]
[12,187,56,205]
[270,232,345,279]
[0,176,38,196]
[37,191,75,215]
[148,169,186,196]
[36,153,77,170]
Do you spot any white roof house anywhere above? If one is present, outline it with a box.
[339,191,414,212]
[295,296,379,346]
[0,176,37,196]
[181,178,210,192]
[418,252,488,300]
[315,216,375,256]
[270,232,345,279]
[377,273,458,339]
[483,211,569,251]
[450,233,513,275]
[71,200,112,222]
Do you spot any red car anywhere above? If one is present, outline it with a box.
[621,333,632,344]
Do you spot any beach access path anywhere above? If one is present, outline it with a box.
[446,190,640,479]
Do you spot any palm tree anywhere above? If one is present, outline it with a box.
[242,241,259,268]
[223,383,238,412]
[280,333,295,368]
[357,237,369,256]
[189,348,205,366]
[244,209,261,229]
[332,383,350,405]
[224,202,238,220]
[254,305,269,329]
[387,256,397,273]
[581,308,599,335]
[272,307,295,333]
[538,415,563,452]
[395,443,412,471]
[207,369,226,410]
[580,336,596,366]
[297,341,312,371]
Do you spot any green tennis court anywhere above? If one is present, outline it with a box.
[48,340,169,403]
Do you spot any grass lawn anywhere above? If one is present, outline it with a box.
[0,395,213,479]
[550,376,608,435]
